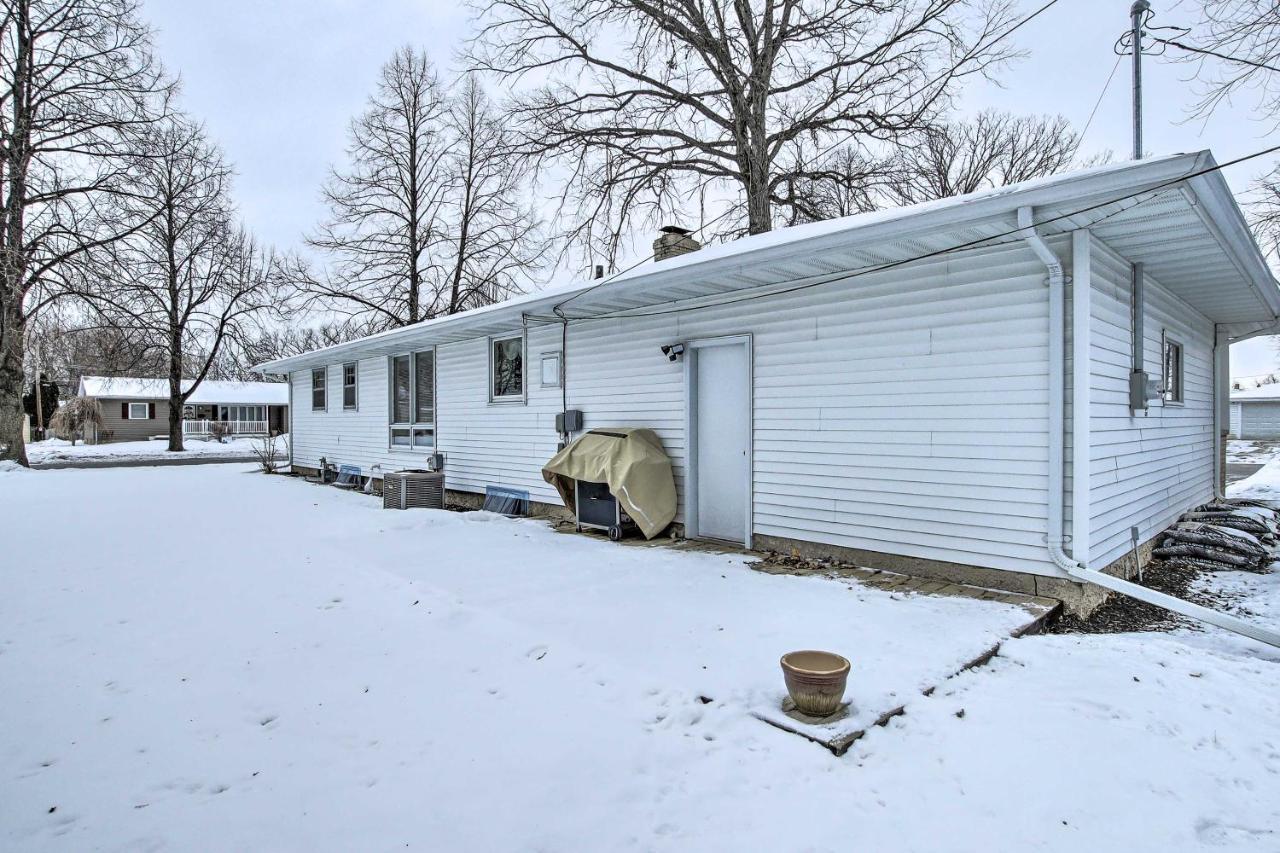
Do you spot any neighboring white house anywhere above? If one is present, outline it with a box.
[77,376,290,443]
[1229,384,1280,439]
[256,152,1280,610]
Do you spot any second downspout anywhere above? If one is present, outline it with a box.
[1019,206,1280,648]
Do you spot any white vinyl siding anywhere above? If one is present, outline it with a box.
[1087,235,1214,570]
[289,239,1065,577]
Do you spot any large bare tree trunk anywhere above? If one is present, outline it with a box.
[0,308,29,465]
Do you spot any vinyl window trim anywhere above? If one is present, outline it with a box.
[489,333,526,404]
[127,402,149,420]
[387,348,437,451]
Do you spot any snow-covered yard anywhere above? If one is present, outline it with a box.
[25,435,286,465]
[2,464,1279,851]
[1227,439,1280,465]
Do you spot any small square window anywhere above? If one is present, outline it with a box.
[342,363,357,410]
[1162,337,1184,404]
[490,335,524,402]
[540,352,562,388]
[128,402,149,420]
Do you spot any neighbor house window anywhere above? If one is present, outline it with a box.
[1162,337,1184,404]
[389,349,435,449]
[343,362,358,410]
[128,402,149,420]
[219,405,265,424]
[540,351,562,389]
[312,368,327,411]
[490,334,524,402]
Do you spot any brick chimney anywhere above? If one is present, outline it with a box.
[653,225,700,262]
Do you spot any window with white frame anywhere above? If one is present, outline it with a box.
[490,334,524,402]
[342,362,358,410]
[311,368,327,411]
[540,351,562,389]
[128,402,149,420]
[1162,336,1184,404]
[389,349,435,448]
[219,405,265,424]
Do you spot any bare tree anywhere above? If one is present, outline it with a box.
[300,50,544,329]
[775,145,887,225]
[49,395,102,445]
[1163,1,1279,264]
[439,75,545,315]
[305,45,450,329]
[467,0,1017,258]
[84,117,278,451]
[888,111,1083,206]
[0,0,172,465]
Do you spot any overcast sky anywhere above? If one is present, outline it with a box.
[141,0,1278,378]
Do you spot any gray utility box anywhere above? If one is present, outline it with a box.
[383,470,445,510]
[574,480,636,541]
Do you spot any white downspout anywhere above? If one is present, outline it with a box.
[1018,206,1280,649]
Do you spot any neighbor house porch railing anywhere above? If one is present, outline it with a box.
[182,419,269,437]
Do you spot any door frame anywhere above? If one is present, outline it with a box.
[684,333,753,548]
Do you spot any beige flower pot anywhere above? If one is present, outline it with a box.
[780,650,850,717]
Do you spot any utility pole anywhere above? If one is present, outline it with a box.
[1130,0,1151,160]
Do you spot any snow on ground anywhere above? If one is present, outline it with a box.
[1228,456,1280,501]
[25,435,287,464]
[1227,439,1280,465]
[2,465,1279,851]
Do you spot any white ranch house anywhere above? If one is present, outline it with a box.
[257,153,1280,612]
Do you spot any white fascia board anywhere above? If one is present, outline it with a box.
[256,153,1215,375]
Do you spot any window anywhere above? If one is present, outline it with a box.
[128,402,149,420]
[1162,337,1184,404]
[389,349,435,449]
[343,362,358,410]
[220,405,265,424]
[540,351,562,389]
[312,368,327,411]
[490,334,524,402]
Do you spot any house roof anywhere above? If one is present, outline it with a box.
[1231,385,1280,402]
[78,376,289,405]
[255,150,1280,375]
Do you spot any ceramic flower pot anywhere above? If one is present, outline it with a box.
[780,650,850,717]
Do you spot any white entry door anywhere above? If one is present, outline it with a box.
[689,337,751,545]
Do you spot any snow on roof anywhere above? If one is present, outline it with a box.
[256,150,1279,375]
[78,376,289,405]
[1230,384,1280,402]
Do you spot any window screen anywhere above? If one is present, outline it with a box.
[343,363,357,409]
[392,355,411,423]
[1163,339,1184,404]
[311,368,326,411]
[414,351,434,423]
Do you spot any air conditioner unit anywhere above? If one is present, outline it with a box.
[383,470,445,510]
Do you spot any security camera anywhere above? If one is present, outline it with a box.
[661,343,685,362]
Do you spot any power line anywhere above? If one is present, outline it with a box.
[1150,36,1280,74]
[1079,55,1123,144]
[543,143,1280,324]
[550,0,1067,319]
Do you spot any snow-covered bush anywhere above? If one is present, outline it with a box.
[48,397,103,446]
[209,421,232,443]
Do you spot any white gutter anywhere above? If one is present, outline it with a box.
[1019,206,1280,649]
